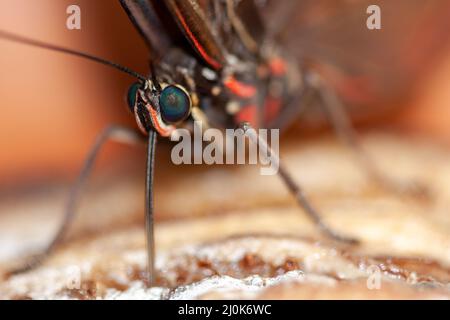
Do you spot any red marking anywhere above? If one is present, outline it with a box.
[269,57,287,76]
[224,76,257,99]
[235,105,257,127]
[173,6,222,70]
[264,97,282,123]
[148,105,172,137]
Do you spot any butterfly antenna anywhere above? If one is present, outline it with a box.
[0,29,147,82]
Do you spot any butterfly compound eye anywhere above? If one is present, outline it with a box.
[127,82,142,112]
[159,85,192,124]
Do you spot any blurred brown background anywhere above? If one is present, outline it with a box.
[0,0,148,189]
[0,0,449,192]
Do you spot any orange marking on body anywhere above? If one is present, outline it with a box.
[148,106,172,137]
[173,6,222,70]
[269,57,287,76]
[235,104,257,127]
[224,76,257,99]
[264,97,282,123]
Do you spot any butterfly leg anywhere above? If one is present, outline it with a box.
[306,71,429,200]
[237,122,358,244]
[7,125,145,277]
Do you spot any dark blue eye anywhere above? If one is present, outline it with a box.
[159,85,192,124]
[127,82,142,112]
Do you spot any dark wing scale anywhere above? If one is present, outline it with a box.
[163,0,227,70]
[119,0,172,61]
[234,0,265,44]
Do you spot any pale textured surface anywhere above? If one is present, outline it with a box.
[0,133,449,299]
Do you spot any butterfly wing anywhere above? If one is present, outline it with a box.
[260,0,450,120]
[119,0,174,62]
